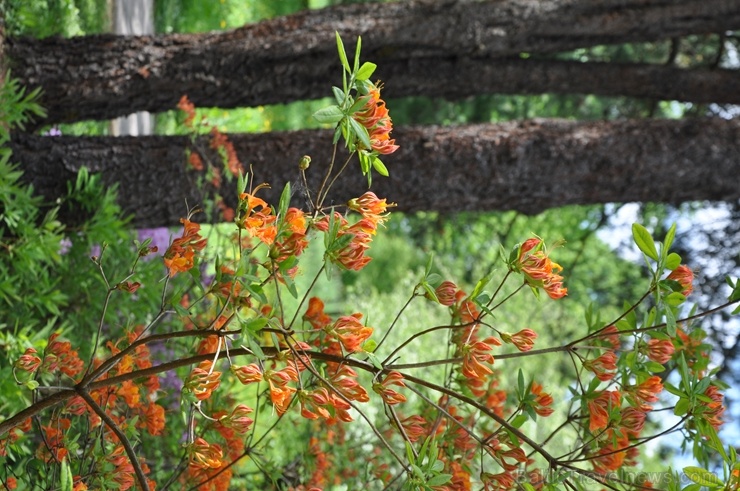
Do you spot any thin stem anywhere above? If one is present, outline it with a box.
[319,151,355,208]
[382,322,474,366]
[376,291,418,353]
[314,143,339,211]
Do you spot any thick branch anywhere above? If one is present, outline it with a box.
[10,117,740,228]
[6,0,740,123]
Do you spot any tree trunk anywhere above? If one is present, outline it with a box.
[11,118,740,228]
[7,0,740,124]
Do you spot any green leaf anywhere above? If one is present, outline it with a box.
[244,317,268,333]
[332,86,345,105]
[517,369,525,396]
[664,223,677,254]
[25,379,39,390]
[427,474,453,487]
[365,352,383,370]
[665,252,682,271]
[511,414,528,428]
[665,309,677,337]
[645,361,666,373]
[632,223,659,261]
[353,36,362,72]
[471,270,495,300]
[363,339,378,353]
[313,105,345,124]
[60,458,73,491]
[683,466,722,487]
[336,32,351,73]
[664,292,686,307]
[348,117,371,149]
[372,157,389,177]
[426,273,441,286]
[356,61,377,81]
[674,397,690,416]
[278,181,291,218]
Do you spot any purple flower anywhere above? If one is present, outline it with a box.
[138,227,171,257]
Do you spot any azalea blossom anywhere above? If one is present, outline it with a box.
[514,238,568,299]
[372,371,407,405]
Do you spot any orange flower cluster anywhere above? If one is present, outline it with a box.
[583,351,618,382]
[352,84,399,155]
[164,218,207,277]
[210,127,243,178]
[347,192,393,227]
[530,382,554,417]
[461,337,500,380]
[702,385,725,430]
[627,376,663,411]
[372,371,407,405]
[645,338,675,364]
[14,347,41,373]
[266,366,300,415]
[42,333,84,379]
[185,360,222,401]
[327,314,374,353]
[514,238,567,300]
[314,212,374,271]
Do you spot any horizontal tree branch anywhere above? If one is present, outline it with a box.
[6,0,740,123]
[10,117,740,228]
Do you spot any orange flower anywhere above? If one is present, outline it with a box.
[231,363,263,385]
[219,404,254,433]
[329,365,370,403]
[514,238,567,299]
[434,281,458,307]
[140,403,165,436]
[185,361,221,401]
[501,328,538,352]
[583,351,618,382]
[619,407,646,436]
[646,338,675,364]
[304,297,333,330]
[667,264,694,296]
[373,371,407,405]
[461,338,499,380]
[269,381,297,415]
[328,314,373,353]
[164,218,207,277]
[15,347,41,373]
[587,390,621,432]
[400,415,427,442]
[703,385,725,430]
[189,438,223,470]
[627,376,663,411]
[178,95,196,127]
[531,382,554,417]
[352,84,399,156]
[347,192,394,226]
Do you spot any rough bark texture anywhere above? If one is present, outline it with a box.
[11,118,740,228]
[7,0,740,124]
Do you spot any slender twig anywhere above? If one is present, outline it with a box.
[376,291,419,353]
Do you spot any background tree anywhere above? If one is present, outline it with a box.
[5,0,740,124]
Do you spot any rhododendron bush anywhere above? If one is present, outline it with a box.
[3,35,740,491]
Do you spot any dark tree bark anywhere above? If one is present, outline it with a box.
[7,0,740,124]
[10,118,740,228]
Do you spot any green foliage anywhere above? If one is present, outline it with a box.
[1,0,109,37]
